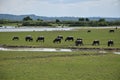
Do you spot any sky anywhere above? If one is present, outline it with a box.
[0,0,120,17]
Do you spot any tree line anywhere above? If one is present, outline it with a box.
[0,16,120,27]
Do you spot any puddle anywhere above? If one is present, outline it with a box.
[98,51,107,53]
[113,52,120,55]
[0,47,72,52]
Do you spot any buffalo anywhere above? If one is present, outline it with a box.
[12,36,19,40]
[87,30,91,33]
[65,36,74,41]
[109,30,114,33]
[75,39,83,46]
[76,38,82,40]
[108,40,114,46]
[57,35,63,39]
[92,40,100,46]
[36,36,44,42]
[25,35,33,42]
[53,38,61,43]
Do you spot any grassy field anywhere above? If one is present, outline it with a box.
[0,28,120,80]
[0,51,120,80]
[0,28,120,48]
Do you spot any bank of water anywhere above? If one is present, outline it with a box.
[0,47,72,52]
[0,47,120,55]
[0,26,73,32]
[0,26,119,32]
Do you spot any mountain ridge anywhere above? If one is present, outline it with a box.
[0,14,120,21]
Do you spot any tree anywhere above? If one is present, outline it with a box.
[56,19,60,23]
[78,18,84,21]
[85,18,89,21]
[99,18,105,22]
[37,18,43,21]
[23,16,33,21]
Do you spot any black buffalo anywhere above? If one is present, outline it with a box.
[25,35,33,42]
[53,38,61,43]
[75,40,83,46]
[57,35,63,39]
[92,40,100,46]
[108,40,114,46]
[87,30,91,33]
[12,36,19,40]
[109,30,114,33]
[36,36,44,42]
[65,36,74,41]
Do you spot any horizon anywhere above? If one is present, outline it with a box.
[0,0,120,18]
[0,13,120,18]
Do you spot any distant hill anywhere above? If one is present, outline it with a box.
[0,14,120,21]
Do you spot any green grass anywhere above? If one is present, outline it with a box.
[0,28,120,48]
[0,28,120,80]
[0,51,120,80]
[0,23,22,27]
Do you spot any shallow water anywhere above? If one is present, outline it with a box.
[113,52,120,54]
[0,47,120,55]
[0,26,119,32]
[0,47,72,52]
[0,26,73,32]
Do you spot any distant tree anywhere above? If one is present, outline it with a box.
[85,18,89,21]
[56,19,60,23]
[99,18,105,22]
[78,18,84,21]
[98,22,108,26]
[37,18,43,21]
[23,16,32,21]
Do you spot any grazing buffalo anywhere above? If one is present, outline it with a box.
[57,35,63,39]
[109,30,114,33]
[36,36,44,42]
[87,30,91,33]
[75,40,83,46]
[25,35,33,42]
[108,40,114,46]
[53,38,61,43]
[12,36,19,40]
[92,40,100,46]
[65,36,74,41]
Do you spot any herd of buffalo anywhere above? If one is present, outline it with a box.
[12,29,116,47]
[12,35,114,47]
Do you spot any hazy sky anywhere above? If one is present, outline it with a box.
[0,0,120,17]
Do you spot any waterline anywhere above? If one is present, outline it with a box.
[0,47,72,52]
[0,47,120,54]
[0,27,73,32]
